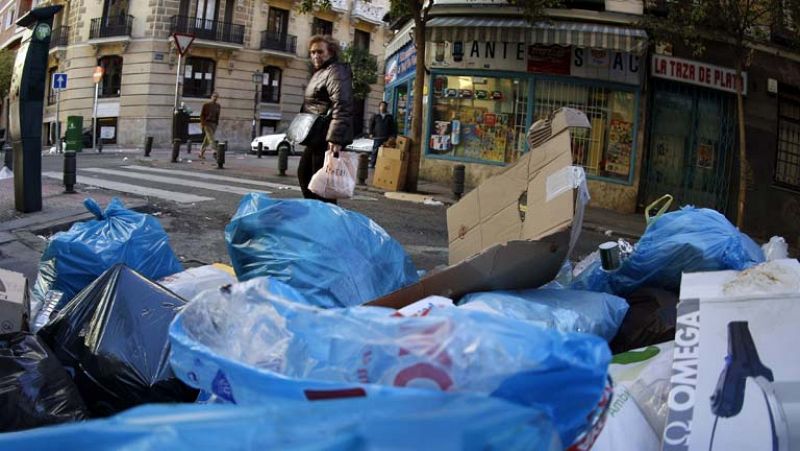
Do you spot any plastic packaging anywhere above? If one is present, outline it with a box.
[38,264,197,416]
[169,276,611,446]
[157,264,237,301]
[308,150,358,200]
[761,236,789,261]
[225,193,418,308]
[571,207,764,296]
[459,288,629,341]
[0,332,88,431]
[0,394,561,451]
[31,198,182,325]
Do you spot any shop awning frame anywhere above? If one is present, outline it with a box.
[425,17,649,55]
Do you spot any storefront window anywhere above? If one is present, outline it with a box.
[395,84,408,136]
[533,79,636,181]
[429,74,528,164]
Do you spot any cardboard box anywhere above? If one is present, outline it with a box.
[0,268,28,333]
[372,143,409,192]
[395,136,411,153]
[663,259,800,451]
[367,229,569,309]
[446,108,590,264]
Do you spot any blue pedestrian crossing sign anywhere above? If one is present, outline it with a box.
[52,72,67,90]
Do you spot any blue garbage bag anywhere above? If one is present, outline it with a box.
[169,277,611,446]
[459,288,629,341]
[31,198,182,321]
[571,207,764,296]
[0,394,561,451]
[225,193,418,308]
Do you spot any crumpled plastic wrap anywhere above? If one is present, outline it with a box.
[168,277,611,446]
[225,193,419,308]
[0,332,88,431]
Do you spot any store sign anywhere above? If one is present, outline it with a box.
[651,55,747,95]
[385,43,417,85]
[572,48,642,86]
[429,41,527,72]
[528,45,571,75]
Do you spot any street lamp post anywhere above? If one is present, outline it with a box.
[252,71,263,141]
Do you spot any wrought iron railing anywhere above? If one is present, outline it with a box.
[89,15,133,39]
[260,30,297,54]
[49,25,69,48]
[170,15,245,45]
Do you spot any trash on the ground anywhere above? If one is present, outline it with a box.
[38,264,198,416]
[610,287,678,354]
[122,157,128,162]
[722,259,800,295]
[169,276,611,446]
[30,198,183,325]
[571,207,764,296]
[0,268,28,334]
[446,107,590,265]
[31,290,63,333]
[424,198,444,206]
[368,230,569,309]
[0,166,12,180]
[225,193,418,308]
[459,288,629,341]
[663,258,800,451]
[762,235,789,261]
[373,136,410,192]
[394,295,455,317]
[593,341,673,451]
[0,394,561,451]
[0,332,88,431]
[152,211,162,217]
[157,264,236,301]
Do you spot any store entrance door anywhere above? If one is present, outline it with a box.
[642,80,737,214]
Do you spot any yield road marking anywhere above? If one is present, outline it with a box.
[121,165,301,192]
[82,168,271,196]
[42,172,213,203]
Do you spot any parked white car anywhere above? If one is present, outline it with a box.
[346,136,374,154]
[250,133,295,155]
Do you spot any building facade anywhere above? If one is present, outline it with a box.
[1,0,391,150]
[384,0,800,249]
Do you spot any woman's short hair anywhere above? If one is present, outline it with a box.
[309,35,340,59]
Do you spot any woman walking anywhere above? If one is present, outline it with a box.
[297,35,354,203]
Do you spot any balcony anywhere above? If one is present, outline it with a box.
[261,30,297,55]
[351,0,384,25]
[170,15,245,47]
[89,15,133,40]
[49,25,69,49]
[329,0,349,14]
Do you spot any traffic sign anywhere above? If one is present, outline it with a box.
[92,66,104,84]
[172,33,195,56]
[52,72,67,90]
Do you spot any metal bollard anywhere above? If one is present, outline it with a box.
[357,153,369,185]
[186,140,192,154]
[63,152,76,193]
[277,146,288,176]
[257,142,263,159]
[171,139,181,163]
[97,140,103,153]
[144,136,153,157]
[453,164,466,200]
[216,142,226,169]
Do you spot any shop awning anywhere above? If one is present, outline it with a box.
[425,17,648,54]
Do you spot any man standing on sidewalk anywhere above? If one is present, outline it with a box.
[368,101,396,168]
[199,93,221,160]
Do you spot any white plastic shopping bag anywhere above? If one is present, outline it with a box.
[309,150,357,199]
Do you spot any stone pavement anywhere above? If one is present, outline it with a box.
[0,145,648,282]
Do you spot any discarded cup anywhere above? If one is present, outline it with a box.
[599,241,621,271]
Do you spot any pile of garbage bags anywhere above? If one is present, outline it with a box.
[2,194,788,450]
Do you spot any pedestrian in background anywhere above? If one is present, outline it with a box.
[368,101,396,168]
[297,35,354,203]
[199,92,220,160]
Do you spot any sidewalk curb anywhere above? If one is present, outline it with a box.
[582,222,642,241]
[0,200,151,236]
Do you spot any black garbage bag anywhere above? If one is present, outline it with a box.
[0,332,88,431]
[610,287,678,354]
[38,264,197,417]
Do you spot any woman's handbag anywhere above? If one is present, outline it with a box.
[286,112,330,148]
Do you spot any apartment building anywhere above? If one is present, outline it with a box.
[1,0,391,149]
